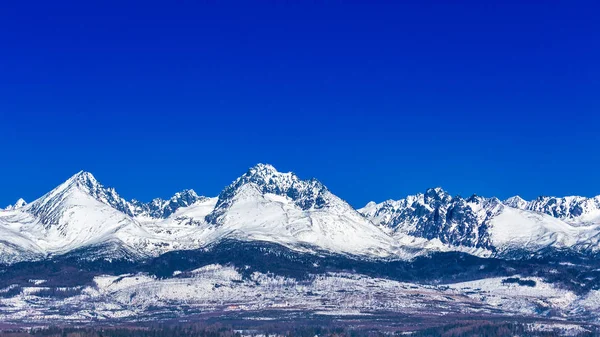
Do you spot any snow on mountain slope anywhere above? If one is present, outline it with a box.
[24,170,205,220]
[0,211,46,263]
[166,196,219,221]
[4,198,27,210]
[488,207,599,253]
[360,189,600,255]
[136,197,219,252]
[0,172,203,262]
[359,188,497,249]
[504,196,528,209]
[2,165,600,263]
[10,172,160,257]
[504,195,600,225]
[128,189,207,219]
[0,166,401,261]
[203,164,397,257]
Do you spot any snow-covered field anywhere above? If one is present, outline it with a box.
[0,264,596,324]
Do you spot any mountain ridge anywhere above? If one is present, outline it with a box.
[503,194,600,224]
[1,164,600,264]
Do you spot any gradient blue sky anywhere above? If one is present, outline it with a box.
[1,1,598,208]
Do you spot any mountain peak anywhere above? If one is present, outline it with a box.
[236,163,304,193]
[26,170,129,228]
[359,188,502,249]
[425,187,447,194]
[71,170,97,182]
[171,189,199,201]
[62,171,101,192]
[14,198,27,208]
[28,171,206,221]
[243,163,298,184]
[130,189,206,218]
[5,198,27,210]
[424,187,451,202]
[514,195,600,220]
[207,164,330,224]
[504,195,528,209]
[248,163,278,174]
[466,194,483,203]
[32,170,104,200]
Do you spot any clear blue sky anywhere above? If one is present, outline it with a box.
[0,1,598,208]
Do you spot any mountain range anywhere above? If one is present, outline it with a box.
[4,164,600,327]
[2,163,600,264]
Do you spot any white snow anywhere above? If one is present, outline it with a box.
[1,165,600,263]
[0,265,589,323]
[4,198,27,210]
[488,207,590,252]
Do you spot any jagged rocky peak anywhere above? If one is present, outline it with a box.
[465,194,483,203]
[467,194,502,206]
[71,171,208,218]
[57,170,106,195]
[4,198,27,210]
[26,171,205,219]
[26,170,133,224]
[504,195,528,209]
[34,170,98,201]
[222,163,327,207]
[71,170,97,184]
[424,187,452,203]
[14,198,27,208]
[502,194,600,221]
[73,171,129,208]
[56,171,113,198]
[359,188,500,249]
[206,163,332,224]
[167,189,204,210]
[240,163,316,194]
[172,189,199,201]
[131,189,206,218]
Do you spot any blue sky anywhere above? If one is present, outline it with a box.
[0,1,598,208]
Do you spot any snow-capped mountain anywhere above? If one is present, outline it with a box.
[0,165,397,263]
[504,195,529,209]
[128,189,206,219]
[207,164,331,223]
[4,198,26,210]
[0,172,158,261]
[360,188,498,249]
[2,164,600,264]
[0,172,211,263]
[504,195,600,225]
[3,165,600,326]
[203,164,396,257]
[33,171,204,219]
[360,189,600,255]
